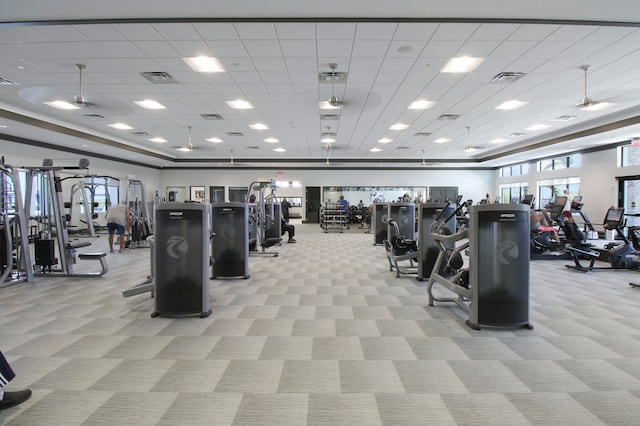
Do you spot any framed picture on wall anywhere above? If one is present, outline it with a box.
[190,186,206,203]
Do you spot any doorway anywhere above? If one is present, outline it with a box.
[305,186,321,223]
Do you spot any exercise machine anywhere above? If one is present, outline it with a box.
[564,207,639,272]
[24,159,108,277]
[124,178,153,249]
[248,179,281,256]
[373,202,388,245]
[416,202,455,281]
[211,202,249,279]
[428,202,533,330]
[0,159,34,288]
[152,203,211,318]
[383,217,418,277]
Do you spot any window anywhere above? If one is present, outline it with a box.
[499,182,529,204]
[538,154,580,171]
[500,163,529,177]
[537,177,580,207]
[619,145,640,167]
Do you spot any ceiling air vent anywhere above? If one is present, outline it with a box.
[552,115,578,122]
[489,72,525,83]
[319,71,348,83]
[509,132,526,137]
[226,131,244,137]
[0,77,19,86]
[140,71,178,84]
[437,114,460,121]
[200,113,223,120]
[320,114,340,120]
[131,131,149,136]
[247,146,260,149]
[395,146,410,150]
[81,114,105,120]
[415,132,432,137]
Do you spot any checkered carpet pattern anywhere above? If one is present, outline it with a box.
[2,221,640,425]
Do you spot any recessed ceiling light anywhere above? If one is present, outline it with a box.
[495,100,527,110]
[441,57,485,73]
[206,137,223,143]
[264,138,279,143]
[321,136,336,143]
[183,56,225,73]
[107,123,133,130]
[490,138,507,144]
[134,100,166,109]
[377,138,393,144]
[370,147,382,152]
[227,99,253,109]
[176,147,192,152]
[434,138,450,144]
[148,137,167,143]
[464,145,479,152]
[0,124,7,128]
[526,124,551,131]
[249,123,269,130]
[43,100,80,110]
[273,147,286,152]
[408,100,435,110]
[389,123,409,130]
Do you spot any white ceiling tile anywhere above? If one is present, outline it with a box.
[192,22,239,40]
[252,58,287,72]
[317,40,354,58]
[456,40,502,57]
[234,22,277,40]
[36,25,89,41]
[206,40,248,57]
[432,23,480,41]
[351,40,391,57]
[386,40,428,58]
[97,41,147,58]
[274,22,316,40]
[131,40,177,57]
[354,22,398,40]
[280,40,317,58]
[421,40,465,57]
[471,23,520,40]
[283,58,317,72]
[545,25,599,41]
[490,40,539,58]
[63,41,114,58]
[151,23,201,40]
[510,24,560,41]
[216,57,255,72]
[315,23,357,40]
[524,41,575,58]
[394,23,439,40]
[111,23,163,41]
[242,40,283,57]
[169,40,214,57]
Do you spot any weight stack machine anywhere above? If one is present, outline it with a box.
[211,202,249,279]
[417,203,455,281]
[152,203,212,318]
[468,203,532,330]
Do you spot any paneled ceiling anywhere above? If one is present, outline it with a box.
[1,1,640,169]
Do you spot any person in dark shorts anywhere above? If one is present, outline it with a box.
[105,202,131,253]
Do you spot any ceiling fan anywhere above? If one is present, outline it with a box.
[463,126,483,152]
[577,65,598,108]
[73,64,96,108]
[175,126,196,152]
[327,63,343,108]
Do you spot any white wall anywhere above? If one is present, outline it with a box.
[160,168,494,220]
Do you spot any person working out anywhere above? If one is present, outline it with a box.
[281,197,292,223]
[0,351,32,411]
[523,198,560,242]
[105,202,131,253]
[281,215,296,243]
